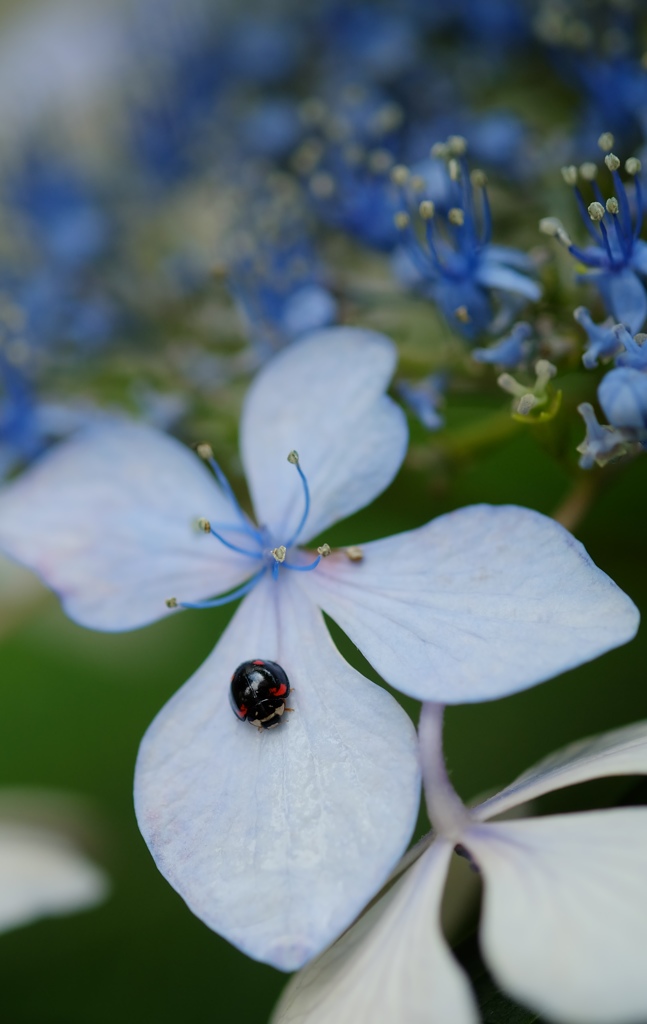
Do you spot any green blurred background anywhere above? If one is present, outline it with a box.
[1,417,645,1024]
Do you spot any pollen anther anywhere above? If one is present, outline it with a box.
[317,544,332,557]
[271,546,287,563]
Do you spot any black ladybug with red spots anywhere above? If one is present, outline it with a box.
[229,659,292,730]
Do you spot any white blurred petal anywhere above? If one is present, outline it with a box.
[308,504,639,702]
[0,422,257,630]
[240,328,407,544]
[467,811,647,1024]
[0,822,108,934]
[475,719,647,821]
[272,839,478,1024]
[135,573,420,971]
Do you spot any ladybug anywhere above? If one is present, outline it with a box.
[229,659,292,730]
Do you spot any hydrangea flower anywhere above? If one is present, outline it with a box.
[274,707,647,1024]
[0,328,637,971]
[472,321,533,368]
[574,306,625,369]
[540,146,647,333]
[392,141,541,339]
[576,322,647,467]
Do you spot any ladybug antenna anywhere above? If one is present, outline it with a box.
[284,450,311,547]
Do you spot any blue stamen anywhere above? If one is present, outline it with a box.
[272,560,280,581]
[574,187,603,244]
[597,218,616,267]
[480,186,492,246]
[283,555,321,572]
[178,568,266,610]
[202,451,262,541]
[284,457,312,548]
[609,211,630,261]
[208,527,263,560]
[610,170,632,238]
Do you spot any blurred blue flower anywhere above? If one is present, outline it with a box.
[227,230,338,358]
[396,373,446,430]
[10,156,111,270]
[574,306,625,368]
[577,401,638,468]
[542,150,647,333]
[472,321,533,368]
[0,350,43,479]
[393,142,541,338]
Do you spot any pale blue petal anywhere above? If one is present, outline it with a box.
[305,505,639,703]
[482,245,534,271]
[239,328,408,544]
[607,269,647,333]
[468,811,647,1023]
[135,572,420,971]
[476,260,542,301]
[598,366,647,430]
[631,239,647,276]
[272,839,478,1024]
[0,422,256,630]
[475,719,647,821]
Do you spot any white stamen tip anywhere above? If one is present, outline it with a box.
[606,196,619,215]
[166,597,178,608]
[604,152,621,172]
[390,164,410,186]
[561,164,578,186]
[430,142,449,160]
[448,207,465,226]
[419,199,435,219]
[196,443,214,460]
[197,517,211,533]
[345,545,364,562]
[470,168,487,187]
[394,211,410,230]
[271,546,287,563]
[448,158,460,182]
[626,157,642,176]
[287,450,299,465]
[447,134,468,156]
[317,543,332,557]
[410,175,426,193]
[588,201,605,222]
[598,132,615,152]
[579,162,598,181]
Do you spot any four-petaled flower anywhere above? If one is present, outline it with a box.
[0,327,638,971]
[275,706,647,1024]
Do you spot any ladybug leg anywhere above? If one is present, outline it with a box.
[284,707,295,712]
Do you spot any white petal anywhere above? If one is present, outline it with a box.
[308,504,639,702]
[239,327,407,544]
[0,422,257,630]
[475,719,647,821]
[272,839,479,1024]
[0,822,108,933]
[134,572,420,971]
[467,811,647,1024]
